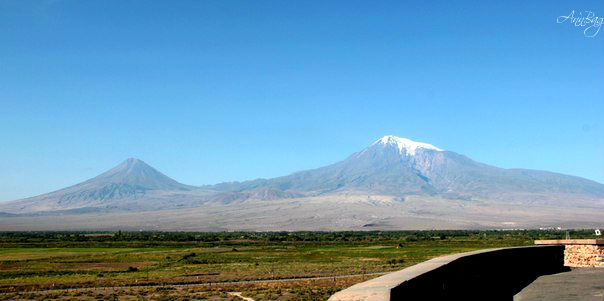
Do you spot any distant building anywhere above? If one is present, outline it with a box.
[79,233,115,237]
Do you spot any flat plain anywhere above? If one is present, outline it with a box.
[0,231,592,301]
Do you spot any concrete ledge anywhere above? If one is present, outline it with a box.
[329,249,494,301]
[329,246,566,301]
[535,239,604,245]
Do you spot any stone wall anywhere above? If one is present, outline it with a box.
[564,245,604,267]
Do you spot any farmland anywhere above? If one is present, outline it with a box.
[0,230,591,301]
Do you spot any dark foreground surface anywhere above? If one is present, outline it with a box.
[515,268,604,301]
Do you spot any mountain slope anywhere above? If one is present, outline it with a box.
[91,158,193,191]
[213,136,604,206]
[0,158,195,213]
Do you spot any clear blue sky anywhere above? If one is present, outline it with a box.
[1,0,603,201]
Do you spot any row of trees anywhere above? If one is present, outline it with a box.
[0,229,596,243]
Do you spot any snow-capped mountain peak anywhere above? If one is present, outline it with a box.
[374,135,443,156]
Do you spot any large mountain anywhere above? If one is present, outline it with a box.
[0,136,602,230]
[211,136,604,207]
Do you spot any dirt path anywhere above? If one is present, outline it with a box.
[1,271,389,295]
[228,292,255,301]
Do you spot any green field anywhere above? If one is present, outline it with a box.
[0,230,591,301]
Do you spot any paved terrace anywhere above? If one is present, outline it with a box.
[515,267,604,301]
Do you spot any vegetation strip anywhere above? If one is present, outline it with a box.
[0,272,390,295]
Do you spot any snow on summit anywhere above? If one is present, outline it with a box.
[374,135,443,155]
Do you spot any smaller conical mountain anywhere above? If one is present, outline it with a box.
[92,158,192,191]
[0,158,193,213]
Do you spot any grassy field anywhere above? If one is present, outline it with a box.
[0,230,592,301]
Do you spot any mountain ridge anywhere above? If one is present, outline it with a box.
[210,137,603,206]
[1,136,602,220]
